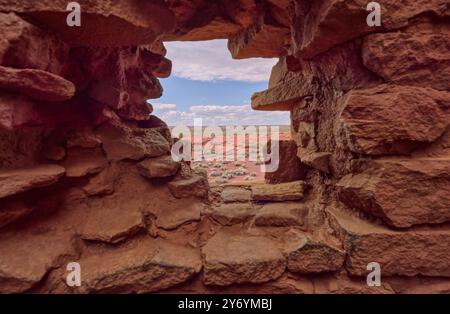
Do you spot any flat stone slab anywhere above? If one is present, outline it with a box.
[137,156,180,179]
[255,202,309,228]
[0,1,176,47]
[96,123,170,162]
[337,159,450,228]
[251,72,313,111]
[251,181,307,202]
[286,236,345,274]
[155,200,202,230]
[81,164,120,196]
[210,203,257,226]
[220,186,252,203]
[298,150,331,173]
[0,65,75,102]
[79,238,202,293]
[0,226,75,293]
[202,229,286,286]
[80,194,145,244]
[168,172,209,199]
[362,23,450,91]
[62,148,108,178]
[0,165,66,199]
[228,14,290,59]
[329,207,450,277]
[337,84,450,155]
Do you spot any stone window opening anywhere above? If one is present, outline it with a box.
[150,39,292,188]
[0,0,449,295]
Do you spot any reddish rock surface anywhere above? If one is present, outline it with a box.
[211,203,257,226]
[0,0,449,295]
[0,165,65,198]
[255,202,309,228]
[329,208,450,277]
[251,181,307,202]
[220,186,252,203]
[96,122,171,161]
[337,84,450,155]
[78,238,202,293]
[137,156,181,179]
[264,140,307,184]
[202,229,286,286]
[362,22,450,91]
[286,236,346,274]
[0,66,75,102]
[168,169,209,199]
[337,159,450,228]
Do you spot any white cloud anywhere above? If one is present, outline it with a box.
[152,103,177,111]
[153,103,289,126]
[165,40,278,82]
[152,42,286,125]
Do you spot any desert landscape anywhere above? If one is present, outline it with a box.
[0,0,449,296]
[184,126,291,185]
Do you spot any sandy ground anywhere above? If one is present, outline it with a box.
[184,128,291,186]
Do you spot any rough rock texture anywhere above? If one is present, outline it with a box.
[220,186,252,203]
[0,66,75,102]
[211,203,257,226]
[252,181,307,201]
[97,123,171,162]
[286,235,345,274]
[0,93,43,131]
[228,9,290,59]
[0,211,79,293]
[0,232,75,293]
[0,165,65,198]
[254,202,308,228]
[62,148,108,178]
[168,170,209,199]
[337,159,450,228]
[154,200,202,230]
[337,84,450,155]
[0,0,177,47]
[290,0,449,59]
[0,200,32,229]
[79,238,202,293]
[202,229,286,286]
[0,12,69,73]
[0,0,449,295]
[298,151,331,173]
[137,156,181,179]
[329,208,450,277]
[80,195,145,244]
[362,23,450,91]
[264,140,307,183]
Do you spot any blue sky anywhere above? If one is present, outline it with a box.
[151,40,290,126]
[158,77,268,110]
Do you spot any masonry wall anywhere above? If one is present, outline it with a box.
[0,0,449,294]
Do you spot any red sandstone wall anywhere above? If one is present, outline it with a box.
[0,0,449,294]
